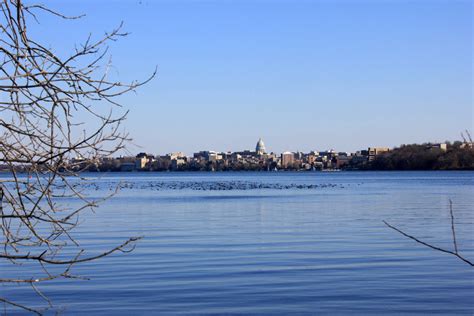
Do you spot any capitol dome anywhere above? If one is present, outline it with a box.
[256,138,266,155]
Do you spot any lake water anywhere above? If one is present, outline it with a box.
[2,171,474,314]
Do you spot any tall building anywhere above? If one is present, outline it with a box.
[256,138,266,155]
[281,151,294,168]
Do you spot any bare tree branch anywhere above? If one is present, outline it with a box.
[383,201,473,267]
[0,0,154,312]
[0,297,42,315]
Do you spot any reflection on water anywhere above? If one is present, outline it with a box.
[1,171,473,314]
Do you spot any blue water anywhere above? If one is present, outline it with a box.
[1,171,474,314]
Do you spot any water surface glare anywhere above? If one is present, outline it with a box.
[1,171,473,314]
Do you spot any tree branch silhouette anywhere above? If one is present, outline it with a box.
[0,0,154,313]
[384,199,473,267]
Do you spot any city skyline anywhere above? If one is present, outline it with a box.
[110,136,456,159]
[126,136,457,157]
[31,0,472,154]
[62,136,467,173]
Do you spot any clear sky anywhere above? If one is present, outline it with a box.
[32,0,472,155]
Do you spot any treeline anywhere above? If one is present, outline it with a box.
[364,142,474,170]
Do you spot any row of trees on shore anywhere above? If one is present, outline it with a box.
[361,141,474,171]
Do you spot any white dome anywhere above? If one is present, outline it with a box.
[256,138,266,154]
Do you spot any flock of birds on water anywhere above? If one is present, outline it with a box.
[79,180,359,192]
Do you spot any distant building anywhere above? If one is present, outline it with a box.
[319,150,336,160]
[208,152,220,162]
[336,155,351,169]
[294,151,303,160]
[154,155,171,170]
[171,157,187,170]
[305,152,318,165]
[169,152,186,160]
[135,152,154,170]
[235,150,256,158]
[135,157,147,170]
[428,143,447,152]
[256,138,267,156]
[368,147,390,161]
[194,151,210,161]
[281,151,294,168]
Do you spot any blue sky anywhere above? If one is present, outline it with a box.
[33,0,472,154]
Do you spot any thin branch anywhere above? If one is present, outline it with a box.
[0,297,42,315]
[448,199,458,254]
[383,218,473,267]
[1,237,143,264]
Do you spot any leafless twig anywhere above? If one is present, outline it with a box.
[0,297,42,315]
[383,200,473,267]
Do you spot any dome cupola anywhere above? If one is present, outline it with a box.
[256,138,266,155]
